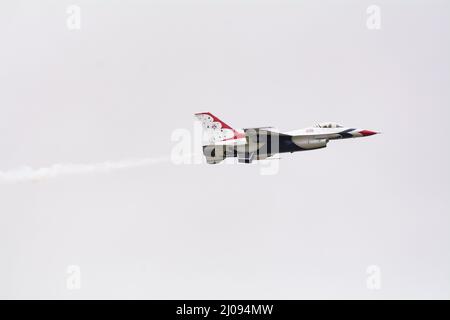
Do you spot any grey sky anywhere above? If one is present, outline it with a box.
[0,0,449,299]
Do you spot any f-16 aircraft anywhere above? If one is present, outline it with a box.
[195,112,379,164]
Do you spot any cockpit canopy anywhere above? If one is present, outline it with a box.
[314,122,343,129]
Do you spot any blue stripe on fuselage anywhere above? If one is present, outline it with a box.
[339,128,355,139]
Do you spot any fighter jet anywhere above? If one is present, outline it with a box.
[195,112,378,164]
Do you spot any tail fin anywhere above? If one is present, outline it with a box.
[194,112,243,144]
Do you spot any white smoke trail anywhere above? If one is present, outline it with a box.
[0,156,173,184]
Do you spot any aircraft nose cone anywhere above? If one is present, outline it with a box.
[359,130,378,136]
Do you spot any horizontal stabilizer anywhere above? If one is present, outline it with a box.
[238,152,255,164]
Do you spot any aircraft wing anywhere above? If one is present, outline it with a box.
[243,127,291,137]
